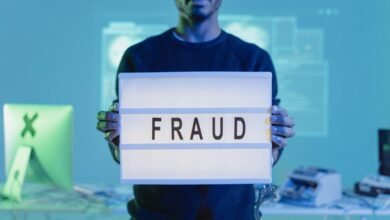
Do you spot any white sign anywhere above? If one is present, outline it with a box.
[119,72,272,184]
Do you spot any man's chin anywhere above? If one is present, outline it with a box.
[189,10,211,22]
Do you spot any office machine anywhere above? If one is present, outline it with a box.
[2,104,73,201]
[355,129,390,197]
[354,175,390,197]
[280,167,342,207]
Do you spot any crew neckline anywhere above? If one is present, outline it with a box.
[166,27,227,49]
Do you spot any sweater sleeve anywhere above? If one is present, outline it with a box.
[115,48,136,100]
[257,50,284,166]
[258,50,280,106]
[108,48,136,164]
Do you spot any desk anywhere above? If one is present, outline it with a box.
[0,183,131,220]
[261,203,376,220]
[260,192,390,220]
[1,184,389,220]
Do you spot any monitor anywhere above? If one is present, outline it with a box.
[379,129,390,177]
[2,104,73,201]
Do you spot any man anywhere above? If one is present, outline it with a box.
[97,0,295,219]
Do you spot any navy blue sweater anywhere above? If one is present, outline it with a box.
[115,28,280,220]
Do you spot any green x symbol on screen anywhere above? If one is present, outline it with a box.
[21,113,38,138]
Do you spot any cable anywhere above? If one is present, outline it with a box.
[254,184,277,220]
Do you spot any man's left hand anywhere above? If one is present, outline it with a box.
[271,105,295,148]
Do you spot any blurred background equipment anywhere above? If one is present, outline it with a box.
[2,104,73,201]
[354,129,390,197]
[279,166,342,207]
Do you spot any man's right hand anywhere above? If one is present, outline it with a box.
[96,102,120,163]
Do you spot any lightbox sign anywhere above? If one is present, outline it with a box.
[119,72,272,184]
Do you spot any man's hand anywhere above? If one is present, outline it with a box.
[270,105,295,163]
[96,102,120,163]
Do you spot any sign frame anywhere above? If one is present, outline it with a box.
[119,72,272,184]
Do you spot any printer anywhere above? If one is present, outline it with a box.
[280,167,342,207]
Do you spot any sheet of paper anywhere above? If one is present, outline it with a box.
[119,72,272,184]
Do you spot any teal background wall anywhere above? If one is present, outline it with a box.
[0,0,390,219]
